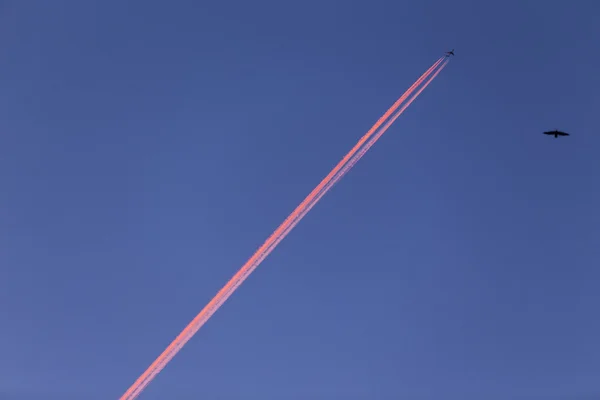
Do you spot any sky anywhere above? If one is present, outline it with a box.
[1,1,599,399]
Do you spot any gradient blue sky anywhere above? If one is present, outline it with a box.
[1,1,599,399]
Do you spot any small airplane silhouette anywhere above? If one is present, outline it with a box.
[445,49,455,57]
[543,130,570,138]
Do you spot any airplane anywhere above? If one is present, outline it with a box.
[543,129,570,138]
[445,49,455,57]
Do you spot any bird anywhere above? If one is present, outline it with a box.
[543,129,570,138]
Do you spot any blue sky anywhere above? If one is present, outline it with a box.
[1,1,599,399]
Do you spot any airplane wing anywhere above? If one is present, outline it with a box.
[558,132,570,136]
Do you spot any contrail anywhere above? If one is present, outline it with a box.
[280,57,446,232]
[245,60,450,281]
[119,56,448,400]
[333,58,449,183]
[307,58,449,213]
[232,58,447,277]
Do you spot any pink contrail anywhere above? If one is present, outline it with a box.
[328,58,449,186]
[119,56,448,400]
[240,58,447,269]
[308,59,449,211]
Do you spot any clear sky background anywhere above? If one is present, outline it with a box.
[1,1,599,399]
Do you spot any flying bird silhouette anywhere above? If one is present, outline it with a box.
[543,129,570,138]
